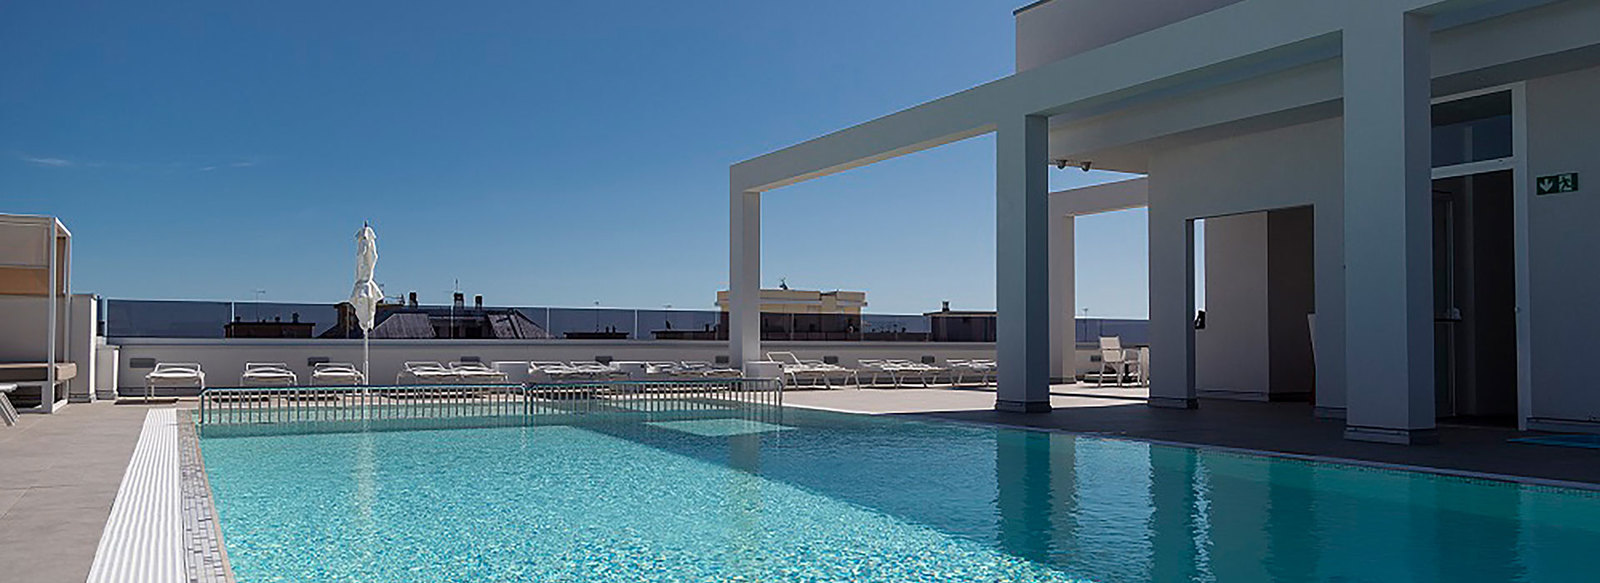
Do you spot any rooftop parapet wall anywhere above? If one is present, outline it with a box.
[1015,0,1245,72]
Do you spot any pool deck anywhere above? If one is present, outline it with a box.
[0,401,161,583]
[784,384,1600,488]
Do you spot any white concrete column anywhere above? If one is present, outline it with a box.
[1313,200,1348,418]
[45,220,58,413]
[1341,9,1436,444]
[729,187,761,368]
[1148,208,1197,409]
[995,114,1052,412]
[1048,211,1076,382]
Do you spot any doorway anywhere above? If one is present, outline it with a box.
[1432,170,1517,425]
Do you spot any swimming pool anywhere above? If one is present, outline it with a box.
[200,407,1599,582]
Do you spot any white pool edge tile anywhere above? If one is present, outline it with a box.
[87,407,186,583]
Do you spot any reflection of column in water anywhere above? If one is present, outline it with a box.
[1262,460,1321,581]
[722,433,765,578]
[994,429,1054,565]
[1147,446,1205,582]
[1067,439,1154,581]
[1515,480,1597,580]
[1414,474,1519,582]
[1195,451,1272,581]
[1043,432,1078,569]
[353,431,379,559]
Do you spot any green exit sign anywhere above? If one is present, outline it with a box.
[1537,173,1580,195]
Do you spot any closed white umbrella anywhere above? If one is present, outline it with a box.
[349,223,382,385]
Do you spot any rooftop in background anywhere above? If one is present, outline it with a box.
[715,288,867,315]
[320,298,552,340]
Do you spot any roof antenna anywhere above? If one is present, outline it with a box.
[779,277,789,291]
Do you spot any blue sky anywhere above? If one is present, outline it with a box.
[1,0,1149,317]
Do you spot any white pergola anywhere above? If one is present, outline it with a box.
[0,214,73,414]
[728,0,1545,442]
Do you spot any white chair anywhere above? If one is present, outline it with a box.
[311,363,365,386]
[450,361,509,383]
[397,361,456,384]
[145,363,205,400]
[1096,337,1141,387]
[241,363,297,387]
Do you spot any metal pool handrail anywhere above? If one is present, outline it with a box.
[197,378,783,427]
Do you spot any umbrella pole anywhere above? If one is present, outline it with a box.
[363,333,371,388]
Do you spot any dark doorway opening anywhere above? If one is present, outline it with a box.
[1432,170,1517,426]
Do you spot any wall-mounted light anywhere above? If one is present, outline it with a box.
[1053,159,1094,172]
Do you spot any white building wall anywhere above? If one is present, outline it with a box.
[1524,65,1600,431]
[1148,118,1346,412]
[68,294,97,401]
[1195,213,1271,398]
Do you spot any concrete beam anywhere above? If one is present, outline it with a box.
[732,0,1358,193]
[1051,177,1150,217]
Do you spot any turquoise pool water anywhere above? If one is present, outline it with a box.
[201,409,1599,582]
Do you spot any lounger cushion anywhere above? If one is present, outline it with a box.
[0,362,78,383]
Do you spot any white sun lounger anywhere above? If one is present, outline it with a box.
[644,361,685,377]
[767,352,857,389]
[895,359,950,386]
[948,359,998,386]
[397,361,457,384]
[569,361,624,379]
[241,363,298,387]
[529,361,589,382]
[145,363,205,400]
[679,361,742,378]
[311,362,365,386]
[0,383,18,427]
[449,361,509,383]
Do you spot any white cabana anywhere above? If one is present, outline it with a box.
[0,214,73,413]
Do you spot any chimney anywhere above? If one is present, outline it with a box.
[941,300,950,313]
[408,291,418,307]
[453,292,465,308]
[474,294,483,310]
